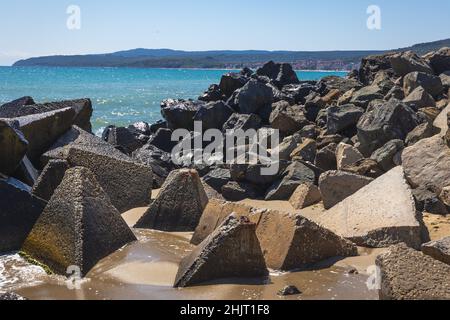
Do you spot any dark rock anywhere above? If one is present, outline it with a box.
[376,244,450,300]
[31,160,69,201]
[0,99,93,132]
[129,121,152,135]
[278,285,302,296]
[174,215,268,288]
[358,54,394,85]
[422,237,450,265]
[234,79,273,119]
[147,128,177,153]
[282,83,316,104]
[222,181,259,201]
[385,85,405,101]
[317,76,362,95]
[403,86,436,109]
[405,122,438,146]
[132,144,179,188]
[412,187,448,215]
[370,139,404,172]
[341,158,384,178]
[0,119,28,175]
[350,85,384,108]
[15,108,76,165]
[319,171,374,209]
[256,61,300,88]
[161,99,205,131]
[290,138,317,162]
[0,292,27,300]
[223,113,262,133]
[0,96,35,110]
[427,47,450,74]
[102,126,146,154]
[357,100,419,156]
[315,143,338,171]
[0,175,46,253]
[22,167,136,276]
[13,155,39,186]
[203,168,231,192]
[265,161,316,201]
[230,163,283,186]
[135,169,208,231]
[403,72,444,98]
[149,120,167,134]
[193,101,234,131]
[327,104,364,135]
[270,101,310,136]
[199,84,225,102]
[389,51,434,77]
[219,73,249,98]
[299,124,320,140]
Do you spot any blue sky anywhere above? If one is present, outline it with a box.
[0,0,449,65]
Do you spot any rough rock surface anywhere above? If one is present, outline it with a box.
[319,171,373,209]
[0,176,46,253]
[135,169,208,231]
[0,119,28,175]
[402,135,450,195]
[336,143,364,170]
[422,237,450,265]
[31,160,69,201]
[192,199,357,271]
[289,183,322,209]
[389,51,433,76]
[309,167,422,248]
[22,167,137,276]
[376,244,450,300]
[174,215,268,287]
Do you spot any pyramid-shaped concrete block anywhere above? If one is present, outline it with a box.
[135,169,208,231]
[174,214,268,287]
[32,160,69,201]
[308,167,422,248]
[0,119,28,176]
[22,167,137,276]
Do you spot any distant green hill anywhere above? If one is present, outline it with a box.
[13,38,450,70]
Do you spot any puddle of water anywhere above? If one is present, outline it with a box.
[1,229,379,300]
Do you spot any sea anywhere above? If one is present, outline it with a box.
[0,67,347,134]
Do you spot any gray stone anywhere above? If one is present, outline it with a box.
[422,237,450,265]
[403,72,444,98]
[428,47,450,74]
[336,143,364,170]
[327,104,364,134]
[22,167,136,276]
[174,215,268,287]
[403,86,436,109]
[290,138,317,162]
[193,101,234,131]
[222,181,259,201]
[135,169,208,231]
[308,167,422,248]
[319,171,373,209]
[219,72,248,97]
[203,168,231,193]
[376,244,450,300]
[235,79,273,118]
[223,113,262,133]
[0,119,28,175]
[350,86,384,108]
[389,51,434,76]
[0,176,46,253]
[161,99,205,131]
[315,143,338,171]
[31,160,69,201]
[370,140,404,172]
[270,101,310,136]
[289,183,322,209]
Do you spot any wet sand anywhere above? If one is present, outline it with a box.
[1,228,379,300]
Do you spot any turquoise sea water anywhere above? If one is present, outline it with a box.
[0,67,347,133]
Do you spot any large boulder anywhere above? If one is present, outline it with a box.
[389,51,433,77]
[327,104,364,135]
[0,175,46,253]
[376,244,450,300]
[370,139,404,172]
[319,171,373,209]
[0,119,28,175]
[405,122,438,146]
[193,101,234,131]
[222,113,262,133]
[192,199,357,271]
[22,167,136,276]
[31,160,69,201]
[233,79,273,119]
[219,73,248,97]
[315,143,338,171]
[290,138,317,162]
[146,128,178,153]
[403,72,444,98]
[135,169,208,231]
[357,100,419,156]
[174,215,268,287]
[427,47,450,74]
[433,103,450,135]
[336,143,364,170]
[203,168,231,193]
[161,99,205,131]
[0,99,93,132]
[269,101,310,136]
[221,181,260,201]
[350,86,384,108]
[422,237,450,265]
[308,167,422,248]
[318,76,362,95]
[289,183,322,209]
[265,161,316,201]
[358,54,394,85]
[403,86,436,109]
[402,135,450,195]
[256,61,300,88]
[102,126,146,154]
[14,108,76,165]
